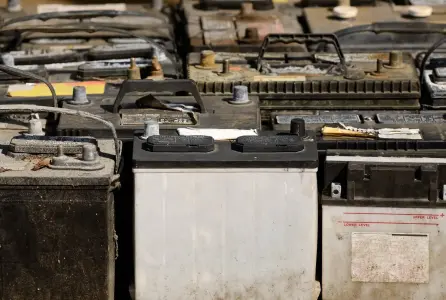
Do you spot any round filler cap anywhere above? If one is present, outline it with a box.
[333,6,358,19]
[407,5,432,18]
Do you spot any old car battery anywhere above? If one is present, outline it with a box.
[132,134,319,300]
[181,0,305,53]
[188,34,420,121]
[319,135,446,300]
[57,79,260,141]
[0,104,120,300]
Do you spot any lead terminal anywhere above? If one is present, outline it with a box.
[128,58,141,80]
[217,59,232,77]
[148,56,164,78]
[407,5,432,18]
[7,0,22,12]
[140,119,160,140]
[385,51,404,69]
[241,2,254,16]
[68,86,90,105]
[26,118,45,136]
[290,118,306,137]
[230,86,251,105]
[1,54,15,67]
[196,50,217,70]
[82,144,98,162]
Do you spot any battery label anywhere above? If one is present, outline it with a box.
[276,114,361,124]
[120,113,196,126]
[377,114,445,124]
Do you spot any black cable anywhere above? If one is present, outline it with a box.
[419,36,446,85]
[0,64,58,107]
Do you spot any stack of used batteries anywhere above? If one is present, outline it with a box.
[1,0,446,299]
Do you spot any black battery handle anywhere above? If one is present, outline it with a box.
[256,33,346,71]
[112,79,207,114]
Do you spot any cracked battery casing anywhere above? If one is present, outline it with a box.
[0,105,119,300]
[182,0,305,52]
[317,130,446,300]
[188,34,420,121]
[133,135,318,300]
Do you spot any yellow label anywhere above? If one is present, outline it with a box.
[7,81,106,97]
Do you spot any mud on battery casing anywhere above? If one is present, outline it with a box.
[133,134,319,300]
[188,34,420,119]
[57,79,260,141]
[0,105,119,300]
[182,0,305,52]
[303,2,446,34]
[319,133,446,300]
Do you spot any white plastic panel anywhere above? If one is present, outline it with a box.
[134,168,318,300]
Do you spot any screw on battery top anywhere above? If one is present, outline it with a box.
[69,86,90,105]
[7,0,22,12]
[82,144,97,162]
[27,118,45,136]
[140,119,160,140]
[230,86,251,105]
[290,118,306,137]
[1,54,15,67]
[128,58,141,80]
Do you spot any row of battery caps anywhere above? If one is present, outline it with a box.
[0,105,118,300]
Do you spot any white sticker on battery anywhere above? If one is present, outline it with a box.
[37,3,127,13]
[177,128,258,140]
[351,232,429,283]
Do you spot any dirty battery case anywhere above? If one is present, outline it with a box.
[181,0,305,52]
[0,105,119,300]
[188,34,420,120]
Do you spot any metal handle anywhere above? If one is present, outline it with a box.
[0,105,121,174]
[199,0,273,10]
[256,33,346,71]
[1,10,169,29]
[112,79,206,114]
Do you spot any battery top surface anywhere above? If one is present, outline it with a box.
[133,135,318,169]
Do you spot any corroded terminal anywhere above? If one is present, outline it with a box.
[150,56,164,77]
[241,2,254,16]
[197,50,217,69]
[386,51,404,69]
[128,58,142,80]
[333,5,358,19]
